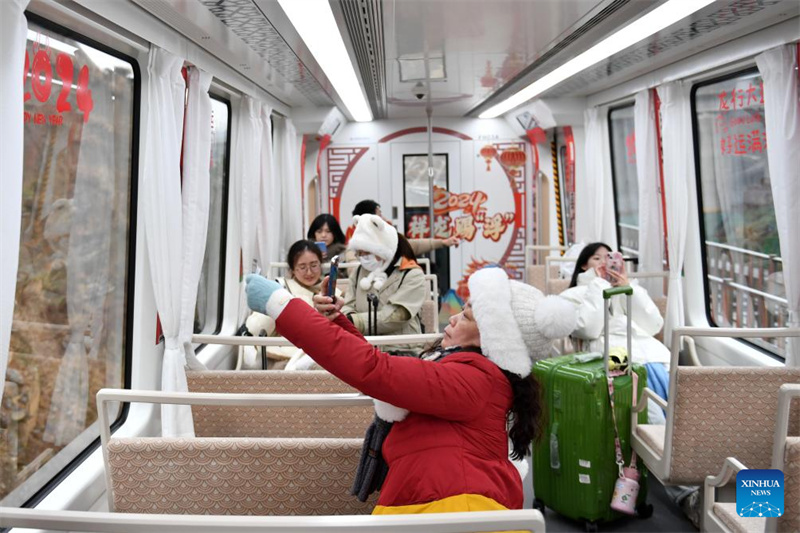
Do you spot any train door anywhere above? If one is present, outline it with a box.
[390,141,461,294]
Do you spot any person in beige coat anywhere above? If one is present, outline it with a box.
[342,215,426,352]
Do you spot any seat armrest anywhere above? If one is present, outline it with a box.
[684,336,701,366]
[635,387,667,412]
[704,457,748,520]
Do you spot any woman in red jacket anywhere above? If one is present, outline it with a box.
[245,267,576,515]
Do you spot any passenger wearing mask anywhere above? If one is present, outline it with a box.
[342,214,426,348]
[348,199,460,256]
[308,214,347,260]
[244,266,577,515]
[243,240,339,370]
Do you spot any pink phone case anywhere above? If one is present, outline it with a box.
[605,252,624,282]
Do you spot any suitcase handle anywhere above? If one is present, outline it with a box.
[602,286,633,299]
[603,286,633,375]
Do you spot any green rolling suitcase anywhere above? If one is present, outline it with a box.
[532,286,651,531]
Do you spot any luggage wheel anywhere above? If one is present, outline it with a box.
[636,502,654,519]
[584,520,599,532]
[532,499,545,514]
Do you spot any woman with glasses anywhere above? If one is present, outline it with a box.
[243,240,340,369]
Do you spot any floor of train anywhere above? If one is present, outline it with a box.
[539,477,696,532]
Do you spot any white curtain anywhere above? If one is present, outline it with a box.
[44,45,116,444]
[0,0,30,404]
[657,81,693,350]
[256,105,279,270]
[757,45,799,367]
[579,108,617,248]
[179,67,212,371]
[232,96,262,324]
[276,117,302,260]
[141,47,192,437]
[634,89,664,294]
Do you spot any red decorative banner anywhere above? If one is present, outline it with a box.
[23,43,94,125]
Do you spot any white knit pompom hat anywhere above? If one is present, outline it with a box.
[468,267,577,377]
[348,214,399,291]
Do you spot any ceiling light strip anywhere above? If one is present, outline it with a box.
[277,0,373,122]
[479,0,717,119]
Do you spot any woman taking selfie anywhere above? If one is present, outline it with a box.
[244,266,576,515]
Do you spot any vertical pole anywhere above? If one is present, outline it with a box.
[551,133,564,250]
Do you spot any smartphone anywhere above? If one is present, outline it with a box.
[605,251,624,282]
[315,241,328,256]
[328,255,339,301]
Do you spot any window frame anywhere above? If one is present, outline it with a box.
[607,101,637,257]
[16,12,140,508]
[195,92,231,343]
[690,65,783,361]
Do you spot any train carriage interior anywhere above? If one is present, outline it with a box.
[1,0,799,531]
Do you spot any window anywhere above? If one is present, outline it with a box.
[2,17,138,505]
[608,104,639,257]
[692,68,786,357]
[194,96,230,335]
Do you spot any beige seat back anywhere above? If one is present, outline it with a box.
[107,437,375,515]
[526,265,559,292]
[668,367,800,485]
[187,371,373,438]
[420,300,438,334]
[547,279,571,295]
[653,297,668,342]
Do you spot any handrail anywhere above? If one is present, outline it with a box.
[707,274,789,304]
[0,507,546,532]
[618,222,640,231]
[96,389,375,512]
[193,333,442,347]
[705,240,783,263]
[544,256,577,287]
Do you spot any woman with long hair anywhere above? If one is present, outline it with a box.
[245,266,576,515]
[307,214,347,260]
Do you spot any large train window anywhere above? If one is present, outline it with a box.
[2,18,138,505]
[608,104,639,257]
[692,68,786,357]
[194,96,230,336]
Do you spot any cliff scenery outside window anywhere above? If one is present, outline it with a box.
[2,21,136,504]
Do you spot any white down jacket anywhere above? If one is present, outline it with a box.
[560,269,669,366]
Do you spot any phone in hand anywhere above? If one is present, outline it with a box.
[604,251,624,282]
[315,241,328,256]
[327,255,339,302]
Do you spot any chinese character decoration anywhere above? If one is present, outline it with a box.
[479,144,497,171]
[499,147,526,177]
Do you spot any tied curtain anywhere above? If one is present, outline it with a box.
[0,0,30,404]
[656,81,693,349]
[142,48,212,437]
[756,45,799,367]
[579,108,618,248]
[634,89,665,295]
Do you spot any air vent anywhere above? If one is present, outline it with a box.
[339,0,387,118]
[199,0,334,106]
[547,0,785,96]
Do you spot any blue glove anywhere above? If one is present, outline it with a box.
[245,274,281,314]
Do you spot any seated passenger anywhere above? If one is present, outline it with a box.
[308,213,347,260]
[244,266,577,515]
[342,214,427,350]
[243,240,339,370]
[559,242,669,424]
[348,199,460,257]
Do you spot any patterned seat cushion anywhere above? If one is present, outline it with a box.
[669,367,800,485]
[712,503,765,533]
[108,437,375,515]
[777,436,800,532]
[636,424,665,457]
[186,371,373,438]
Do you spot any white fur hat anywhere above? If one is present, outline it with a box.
[468,267,577,377]
[348,214,399,262]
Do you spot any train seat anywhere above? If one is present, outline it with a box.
[525,264,559,293]
[186,371,373,438]
[633,366,800,486]
[106,436,375,515]
[704,384,800,533]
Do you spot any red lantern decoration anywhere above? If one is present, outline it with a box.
[480,60,497,89]
[500,147,526,171]
[479,144,497,171]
